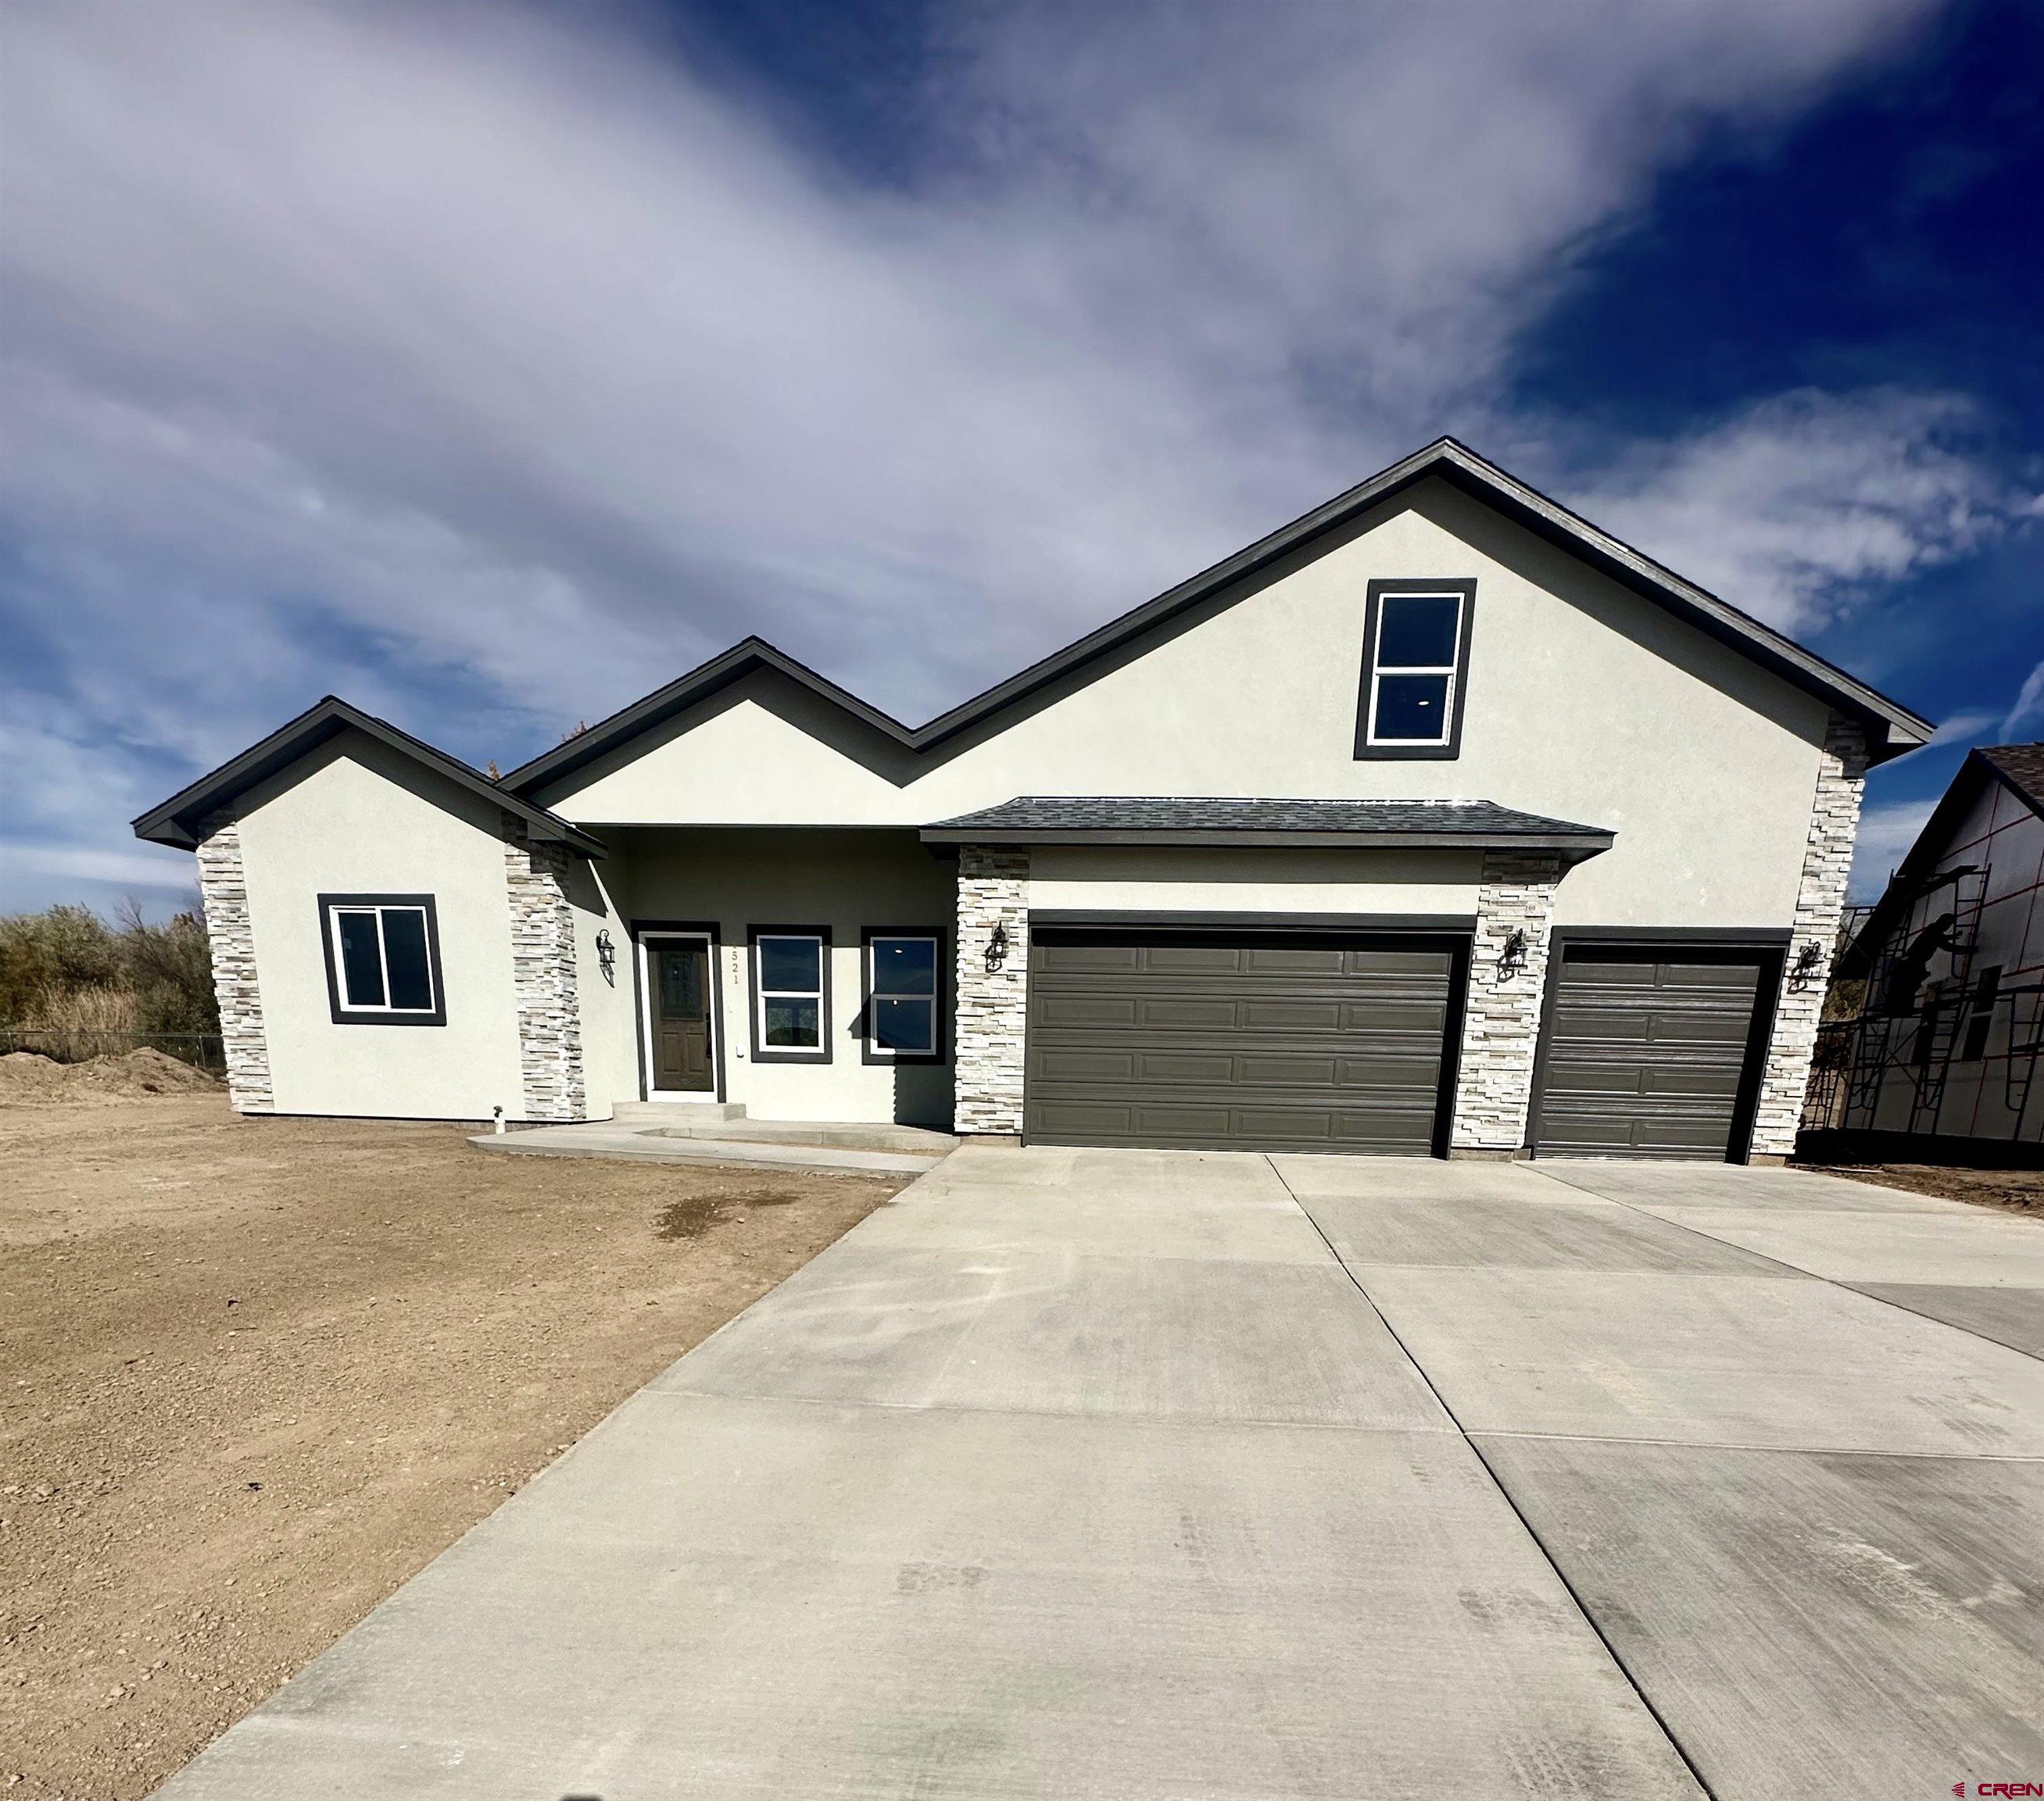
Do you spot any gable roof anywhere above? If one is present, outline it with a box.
[132,696,607,857]
[920,796,1613,862]
[506,435,1931,797]
[1976,743,2044,811]
[1835,742,2044,978]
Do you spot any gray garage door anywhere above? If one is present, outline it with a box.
[1026,929,1459,1154]
[1534,947,1770,1160]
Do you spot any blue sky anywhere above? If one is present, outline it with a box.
[2,0,2039,916]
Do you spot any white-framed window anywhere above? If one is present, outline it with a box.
[319,895,444,1025]
[750,927,829,1060]
[864,932,941,1062]
[1357,580,1475,757]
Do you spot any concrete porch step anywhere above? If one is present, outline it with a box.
[649,1118,958,1155]
[471,1122,944,1178]
[610,1100,747,1124]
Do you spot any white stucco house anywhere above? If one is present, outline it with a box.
[135,439,1928,1163]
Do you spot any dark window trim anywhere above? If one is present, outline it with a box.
[1355,578,1477,761]
[317,893,446,1026]
[746,924,833,1064]
[860,927,947,1066]
[630,918,725,1102]
[1526,929,1786,1165]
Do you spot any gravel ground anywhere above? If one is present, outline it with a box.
[0,1094,906,1799]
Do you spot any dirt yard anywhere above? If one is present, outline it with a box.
[0,1083,907,1800]
[1799,1160,2044,1216]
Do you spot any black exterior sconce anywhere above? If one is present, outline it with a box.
[596,929,616,986]
[984,921,1010,973]
[1497,928,1527,982]
[1787,940,1824,993]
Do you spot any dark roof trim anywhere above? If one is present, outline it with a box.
[505,436,1930,796]
[919,797,1613,862]
[1838,743,2044,975]
[132,696,607,858]
[506,637,915,795]
[922,825,1612,858]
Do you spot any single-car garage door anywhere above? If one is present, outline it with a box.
[1026,928,1460,1155]
[1533,946,1774,1161]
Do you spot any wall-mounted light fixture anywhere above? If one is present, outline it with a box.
[1787,940,1824,993]
[596,929,616,986]
[984,921,1010,973]
[1497,927,1527,982]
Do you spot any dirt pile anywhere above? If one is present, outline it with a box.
[0,1047,220,1104]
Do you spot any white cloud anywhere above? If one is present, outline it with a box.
[2002,663,2044,738]
[2,0,2004,907]
[1571,390,2015,635]
[1850,796,1938,900]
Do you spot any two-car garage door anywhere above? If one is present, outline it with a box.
[1026,929,1459,1155]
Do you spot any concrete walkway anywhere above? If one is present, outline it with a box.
[156,1151,2044,1799]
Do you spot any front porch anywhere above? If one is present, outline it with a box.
[474,1098,955,1178]
[585,825,958,1130]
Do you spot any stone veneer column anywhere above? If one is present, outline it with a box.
[1448,850,1563,1157]
[1748,713,1868,1161]
[195,815,274,1113]
[503,825,586,1122]
[953,845,1031,1137]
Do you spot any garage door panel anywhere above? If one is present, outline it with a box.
[1036,994,1141,1029]
[1027,929,1457,1155]
[1535,950,1769,1162]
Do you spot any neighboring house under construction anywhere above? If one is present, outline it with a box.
[1804,743,2044,1160]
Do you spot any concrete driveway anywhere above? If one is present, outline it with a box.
[158,1149,2044,1800]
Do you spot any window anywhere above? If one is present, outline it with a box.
[318,895,445,1026]
[1961,965,2002,1062]
[864,932,942,1063]
[1355,578,1476,759]
[750,927,830,1061]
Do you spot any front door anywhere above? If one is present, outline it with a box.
[650,941,714,1092]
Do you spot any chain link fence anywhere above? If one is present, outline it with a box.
[0,1026,227,1075]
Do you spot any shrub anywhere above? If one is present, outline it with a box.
[0,898,220,1047]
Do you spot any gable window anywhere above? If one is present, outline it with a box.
[750,927,831,1061]
[319,895,445,1026]
[864,931,943,1063]
[1355,578,1476,760]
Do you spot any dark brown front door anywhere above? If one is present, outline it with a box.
[651,941,714,1093]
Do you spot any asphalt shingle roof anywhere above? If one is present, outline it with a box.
[921,796,1613,854]
[1978,743,2044,812]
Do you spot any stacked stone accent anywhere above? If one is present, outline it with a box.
[953,846,1031,1136]
[1449,851,1563,1155]
[195,816,274,1113]
[1749,713,1868,1159]
[503,825,586,1122]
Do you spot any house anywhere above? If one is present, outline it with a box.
[1804,744,2044,1161]
[133,438,1929,1163]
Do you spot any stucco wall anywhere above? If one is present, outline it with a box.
[603,827,956,1126]
[541,477,1831,932]
[1026,845,1484,917]
[233,735,528,1120]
